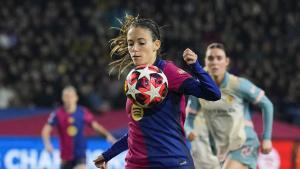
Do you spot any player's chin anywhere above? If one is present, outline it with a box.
[133,61,145,66]
[210,70,222,76]
[209,72,218,77]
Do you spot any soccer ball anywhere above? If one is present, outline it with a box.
[125,65,168,108]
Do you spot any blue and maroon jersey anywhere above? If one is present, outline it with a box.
[47,105,94,161]
[102,58,221,169]
[125,59,194,169]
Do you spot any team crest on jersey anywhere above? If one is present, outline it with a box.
[225,95,234,104]
[67,125,78,136]
[131,104,144,121]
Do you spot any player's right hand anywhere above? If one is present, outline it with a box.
[93,155,107,169]
[261,139,272,154]
[187,131,197,141]
[183,48,198,65]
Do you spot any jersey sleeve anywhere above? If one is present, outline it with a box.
[237,78,274,140]
[102,133,128,162]
[184,95,201,136]
[179,61,221,100]
[237,78,265,103]
[162,61,192,92]
[83,108,95,126]
[47,111,58,126]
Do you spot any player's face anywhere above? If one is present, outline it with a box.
[127,26,160,66]
[62,90,78,107]
[205,48,229,77]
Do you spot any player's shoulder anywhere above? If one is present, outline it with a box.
[162,60,175,69]
[231,75,259,96]
[237,76,255,88]
[78,105,93,114]
[49,106,63,119]
[163,60,188,75]
[53,106,64,114]
[227,74,251,88]
[226,74,239,89]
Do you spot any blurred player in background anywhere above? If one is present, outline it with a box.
[185,43,274,169]
[93,15,221,169]
[41,85,116,169]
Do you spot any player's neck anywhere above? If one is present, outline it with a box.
[213,74,225,86]
[64,105,77,113]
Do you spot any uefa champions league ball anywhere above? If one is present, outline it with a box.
[125,65,168,108]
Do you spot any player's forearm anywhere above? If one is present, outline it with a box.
[92,122,111,138]
[102,133,128,162]
[185,95,200,135]
[181,61,221,100]
[258,96,274,139]
[41,125,52,144]
[184,112,196,136]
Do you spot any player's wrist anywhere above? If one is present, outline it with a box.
[190,60,205,73]
[105,133,113,140]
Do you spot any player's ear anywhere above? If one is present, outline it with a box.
[225,56,230,66]
[154,40,161,51]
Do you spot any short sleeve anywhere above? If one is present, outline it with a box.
[47,111,58,126]
[83,108,95,125]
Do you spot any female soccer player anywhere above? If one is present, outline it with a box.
[185,43,273,169]
[41,86,116,169]
[93,15,221,169]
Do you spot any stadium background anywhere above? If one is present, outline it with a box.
[0,0,299,169]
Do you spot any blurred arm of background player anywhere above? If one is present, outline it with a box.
[41,124,54,153]
[91,120,117,144]
[41,121,117,153]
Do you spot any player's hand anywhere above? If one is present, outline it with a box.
[261,139,272,154]
[93,155,107,169]
[106,134,117,144]
[187,131,197,141]
[100,162,108,169]
[183,48,198,65]
[45,143,54,153]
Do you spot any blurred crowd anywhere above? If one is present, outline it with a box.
[0,0,299,120]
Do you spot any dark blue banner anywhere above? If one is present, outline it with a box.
[0,137,126,169]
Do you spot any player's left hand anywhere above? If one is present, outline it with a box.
[261,139,272,154]
[183,48,198,65]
